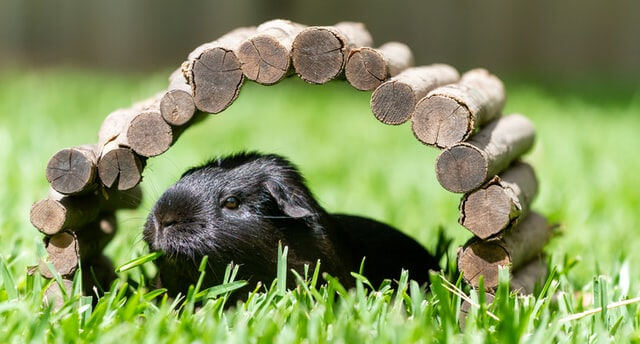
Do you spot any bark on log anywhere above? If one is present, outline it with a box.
[511,258,547,295]
[459,162,538,239]
[46,144,99,195]
[457,212,552,289]
[291,22,373,84]
[183,27,256,113]
[345,42,414,91]
[44,278,73,309]
[160,68,196,126]
[76,213,117,258]
[237,19,306,85]
[411,68,506,148]
[30,192,100,235]
[436,114,535,193]
[370,64,460,125]
[39,231,79,279]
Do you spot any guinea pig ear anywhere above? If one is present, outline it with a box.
[265,180,315,218]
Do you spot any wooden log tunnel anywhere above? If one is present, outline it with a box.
[31,19,551,303]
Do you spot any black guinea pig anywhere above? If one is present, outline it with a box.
[143,152,440,295]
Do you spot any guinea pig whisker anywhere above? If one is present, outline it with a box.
[257,215,296,219]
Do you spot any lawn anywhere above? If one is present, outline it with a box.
[0,67,639,342]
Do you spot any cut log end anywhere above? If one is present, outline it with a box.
[370,81,415,125]
[126,112,173,157]
[46,148,96,195]
[44,279,73,309]
[458,241,510,289]
[98,148,143,190]
[292,28,344,84]
[436,145,488,193]
[460,184,514,239]
[345,48,387,91]
[160,89,195,126]
[238,35,290,85]
[30,199,65,235]
[192,47,244,113]
[39,232,79,279]
[411,95,471,148]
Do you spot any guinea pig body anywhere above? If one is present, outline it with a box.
[144,152,439,295]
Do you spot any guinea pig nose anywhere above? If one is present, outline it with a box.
[155,213,179,232]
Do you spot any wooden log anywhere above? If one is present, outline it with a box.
[435,114,535,193]
[44,278,73,309]
[345,42,414,91]
[183,27,256,113]
[97,143,144,190]
[459,162,538,239]
[459,259,546,328]
[98,94,174,158]
[291,22,373,84]
[39,231,79,279]
[511,258,547,295]
[30,185,139,235]
[370,64,460,125]
[46,144,99,195]
[160,68,196,126]
[76,213,117,258]
[411,68,506,148]
[458,292,494,330]
[237,19,306,85]
[457,212,552,289]
[81,254,117,295]
[30,192,100,235]
[126,96,174,157]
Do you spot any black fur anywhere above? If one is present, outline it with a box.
[144,152,439,295]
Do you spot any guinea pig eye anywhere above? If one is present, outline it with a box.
[223,196,240,209]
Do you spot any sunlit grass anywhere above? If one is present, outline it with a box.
[1,68,639,342]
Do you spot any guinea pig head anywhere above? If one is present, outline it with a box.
[143,152,328,289]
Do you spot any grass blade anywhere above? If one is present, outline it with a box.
[115,252,163,273]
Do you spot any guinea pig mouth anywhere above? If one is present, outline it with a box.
[144,219,213,260]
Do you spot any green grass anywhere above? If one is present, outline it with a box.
[1,67,640,342]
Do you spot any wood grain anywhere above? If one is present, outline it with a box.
[160,68,196,126]
[292,22,373,84]
[436,114,535,193]
[345,42,414,91]
[412,68,506,148]
[370,64,459,125]
[39,231,79,279]
[459,162,538,239]
[30,192,100,235]
[237,19,305,85]
[46,144,99,195]
[183,27,256,113]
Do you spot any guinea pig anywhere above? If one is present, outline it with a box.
[143,152,440,295]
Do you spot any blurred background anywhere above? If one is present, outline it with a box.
[1,0,639,79]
